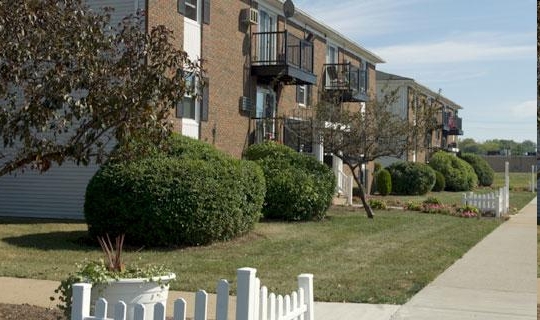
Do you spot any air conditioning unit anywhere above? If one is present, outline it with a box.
[239,96,252,112]
[241,8,258,25]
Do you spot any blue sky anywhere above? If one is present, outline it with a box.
[293,0,537,143]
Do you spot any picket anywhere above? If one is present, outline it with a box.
[72,267,314,320]
[462,187,509,217]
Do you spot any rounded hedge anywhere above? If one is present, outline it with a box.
[432,171,446,192]
[428,151,478,191]
[459,153,494,187]
[375,168,392,196]
[387,161,436,195]
[244,142,336,221]
[85,135,266,247]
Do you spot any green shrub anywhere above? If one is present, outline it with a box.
[404,201,422,211]
[373,162,382,173]
[368,199,387,210]
[387,161,436,195]
[428,151,478,191]
[423,196,441,205]
[244,142,336,221]
[432,171,446,192]
[85,137,266,247]
[375,169,392,196]
[459,153,494,187]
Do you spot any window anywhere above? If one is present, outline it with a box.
[176,96,196,119]
[185,0,197,21]
[296,85,311,107]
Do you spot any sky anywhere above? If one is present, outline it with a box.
[293,0,537,143]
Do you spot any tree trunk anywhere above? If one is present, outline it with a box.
[346,163,374,219]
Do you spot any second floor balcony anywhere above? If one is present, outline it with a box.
[442,112,463,135]
[323,63,368,102]
[251,31,316,86]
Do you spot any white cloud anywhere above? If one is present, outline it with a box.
[508,100,537,119]
[372,38,534,65]
[295,0,427,38]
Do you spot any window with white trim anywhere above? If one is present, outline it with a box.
[296,85,311,107]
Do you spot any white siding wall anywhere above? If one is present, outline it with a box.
[0,163,100,219]
[0,0,143,220]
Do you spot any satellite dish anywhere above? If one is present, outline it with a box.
[283,0,295,18]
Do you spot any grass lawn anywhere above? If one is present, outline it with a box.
[0,210,501,304]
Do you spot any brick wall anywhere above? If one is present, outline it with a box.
[199,0,251,157]
[147,0,185,133]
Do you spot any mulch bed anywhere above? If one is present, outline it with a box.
[0,303,65,320]
[0,303,180,320]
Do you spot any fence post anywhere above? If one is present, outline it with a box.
[195,290,208,320]
[504,161,510,213]
[531,165,536,192]
[236,267,257,320]
[298,274,314,320]
[71,283,92,320]
[216,280,229,320]
[347,176,353,206]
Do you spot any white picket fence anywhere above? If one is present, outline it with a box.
[462,187,509,217]
[71,267,314,320]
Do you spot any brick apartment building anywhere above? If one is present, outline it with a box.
[376,71,464,165]
[0,0,384,219]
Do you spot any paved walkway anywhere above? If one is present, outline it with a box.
[0,197,536,320]
[391,197,537,320]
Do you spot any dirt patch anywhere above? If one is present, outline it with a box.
[0,303,65,320]
[0,303,180,320]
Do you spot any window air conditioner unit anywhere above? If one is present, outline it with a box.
[242,8,258,25]
[239,96,252,112]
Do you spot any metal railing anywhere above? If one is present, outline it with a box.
[323,63,367,94]
[251,31,314,73]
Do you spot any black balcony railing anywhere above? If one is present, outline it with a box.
[442,112,463,135]
[323,63,368,102]
[251,31,316,85]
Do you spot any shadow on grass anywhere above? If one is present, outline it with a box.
[1,231,96,251]
[0,217,85,225]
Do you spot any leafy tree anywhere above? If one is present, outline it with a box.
[308,89,438,218]
[0,0,199,176]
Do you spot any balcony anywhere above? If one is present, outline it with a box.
[323,63,368,102]
[443,113,463,135]
[251,31,316,85]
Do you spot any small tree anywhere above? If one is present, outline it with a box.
[0,0,199,176]
[311,90,438,218]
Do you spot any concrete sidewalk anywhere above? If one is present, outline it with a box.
[0,197,536,320]
[391,197,537,320]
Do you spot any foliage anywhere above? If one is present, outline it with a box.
[368,199,387,210]
[404,201,422,211]
[85,137,265,246]
[422,197,442,205]
[375,168,392,196]
[428,151,478,191]
[244,142,335,221]
[459,153,494,187]
[374,162,382,173]
[455,204,479,218]
[0,0,199,176]
[459,138,536,155]
[432,171,446,192]
[387,161,436,195]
